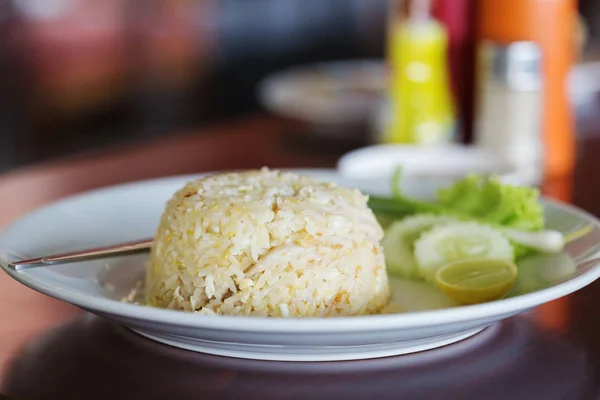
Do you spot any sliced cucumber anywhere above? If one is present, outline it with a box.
[414,222,514,281]
[382,214,456,279]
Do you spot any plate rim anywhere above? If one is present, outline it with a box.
[2,169,600,333]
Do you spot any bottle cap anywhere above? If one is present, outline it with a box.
[481,41,542,91]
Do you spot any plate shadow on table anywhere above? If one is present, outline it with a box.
[1,313,597,400]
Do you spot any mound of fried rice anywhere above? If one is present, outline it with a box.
[146,168,389,317]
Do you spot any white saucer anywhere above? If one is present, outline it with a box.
[337,144,540,198]
[2,170,599,361]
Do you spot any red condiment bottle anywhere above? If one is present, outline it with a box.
[433,0,477,143]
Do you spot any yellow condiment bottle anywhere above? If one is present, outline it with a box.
[384,0,455,145]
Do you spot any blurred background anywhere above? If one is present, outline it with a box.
[0,0,598,174]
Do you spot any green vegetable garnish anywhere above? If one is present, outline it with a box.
[563,224,593,244]
[436,174,543,231]
[372,168,592,289]
[371,168,543,231]
[368,168,546,259]
[368,167,438,219]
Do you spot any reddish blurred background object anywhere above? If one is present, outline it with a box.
[17,0,129,115]
[432,0,476,143]
[14,0,210,117]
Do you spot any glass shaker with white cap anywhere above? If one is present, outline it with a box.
[474,41,543,185]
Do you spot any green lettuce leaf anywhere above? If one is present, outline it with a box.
[436,175,544,231]
[368,171,544,233]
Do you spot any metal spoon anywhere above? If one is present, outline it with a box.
[7,238,153,271]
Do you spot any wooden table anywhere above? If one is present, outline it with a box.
[1,107,600,399]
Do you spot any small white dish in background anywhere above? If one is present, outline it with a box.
[337,144,541,199]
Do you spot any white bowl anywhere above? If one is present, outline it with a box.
[338,144,540,198]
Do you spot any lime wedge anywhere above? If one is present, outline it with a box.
[434,258,518,305]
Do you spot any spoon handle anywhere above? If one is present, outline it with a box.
[7,238,153,271]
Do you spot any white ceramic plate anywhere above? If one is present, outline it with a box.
[258,60,385,128]
[2,169,600,362]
